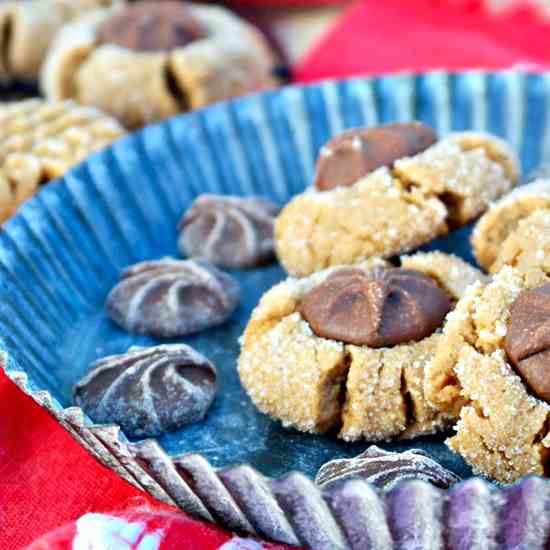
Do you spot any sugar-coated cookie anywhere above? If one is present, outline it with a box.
[238,252,486,442]
[275,124,519,277]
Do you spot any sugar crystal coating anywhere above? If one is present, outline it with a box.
[425,265,550,482]
[472,178,550,272]
[239,252,485,442]
[276,131,518,277]
[74,344,217,438]
[489,210,550,275]
[107,258,240,337]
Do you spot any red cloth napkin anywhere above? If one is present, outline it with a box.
[295,0,550,82]
[0,372,160,548]
[0,372,298,549]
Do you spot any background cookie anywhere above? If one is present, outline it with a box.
[0,0,118,83]
[41,1,278,128]
[238,252,485,442]
[472,178,550,272]
[0,98,124,223]
[275,129,519,277]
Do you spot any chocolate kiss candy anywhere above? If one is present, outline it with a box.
[98,1,206,52]
[316,446,460,492]
[314,122,437,191]
[107,258,240,338]
[505,283,550,403]
[74,344,217,438]
[178,194,280,269]
[299,267,451,347]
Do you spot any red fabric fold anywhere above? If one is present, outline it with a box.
[295,0,550,82]
[0,371,162,548]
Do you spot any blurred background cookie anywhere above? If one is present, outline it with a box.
[0,0,119,84]
[0,98,124,223]
[41,1,279,128]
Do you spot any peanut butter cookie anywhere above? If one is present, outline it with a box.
[425,265,550,482]
[472,178,550,272]
[238,252,486,442]
[0,98,124,223]
[489,209,550,275]
[275,124,519,277]
[0,0,118,82]
[41,1,277,128]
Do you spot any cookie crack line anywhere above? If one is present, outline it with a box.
[400,369,416,428]
[164,60,190,113]
[0,10,12,76]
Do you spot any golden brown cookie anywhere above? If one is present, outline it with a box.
[490,209,550,275]
[472,178,550,272]
[0,0,118,82]
[275,129,519,277]
[425,265,550,482]
[0,98,124,223]
[41,1,277,128]
[238,252,486,441]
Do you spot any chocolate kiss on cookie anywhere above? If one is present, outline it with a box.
[314,122,437,191]
[98,1,206,52]
[505,283,550,403]
[299,267,451,347]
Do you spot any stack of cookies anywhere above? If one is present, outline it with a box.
[238,121,550,484]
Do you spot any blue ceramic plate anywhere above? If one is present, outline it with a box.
[2,71,550,543]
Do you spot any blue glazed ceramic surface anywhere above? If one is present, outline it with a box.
[3,71,550,483]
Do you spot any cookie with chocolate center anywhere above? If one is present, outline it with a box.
[40,1,278,128]
[275,126,519,277]
[425,265,550,482]
[238,252,485,442]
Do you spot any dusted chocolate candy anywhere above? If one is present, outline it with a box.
[107,258,240,337]
[74,344,217,438]
[505,283,550,403]
[315,446,459,492]
[299,267,452,347]
[178,194,280,269]
[98,1,206,52]
[314,122,437,191]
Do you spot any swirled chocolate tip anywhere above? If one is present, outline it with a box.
[315,446,460,492]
